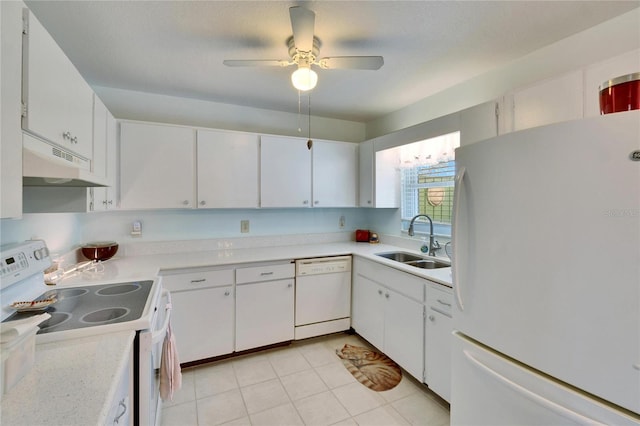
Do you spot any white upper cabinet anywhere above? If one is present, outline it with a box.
[120,121,195,210]
[1,1,24,219]
[196,129,259,208]
[375,147,400,208]
[459,101,499,146]
[91,108,118,211]
[260,135,312,208]
[358,140,374,207]
[312,140,357,207]
[92,95,108,180]
[21,9,94,160]
[511,70,583,132]
[260,135,358,208]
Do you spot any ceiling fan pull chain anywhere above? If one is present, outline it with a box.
[307,94,313,149]
[297,91,302,132]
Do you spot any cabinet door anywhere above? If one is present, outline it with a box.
[1,1,24,219]
[512,71,583,132]
[384,289,424,381]
[22,10,93,159]
[358,140,374,207]
[171,285,234,363]
[351,273,385,350]
[196,130,259,208]
[425,308,452,402]
[235,279,295,351]
[425,283,453,402]
[120,122,195,209]
[312,140,357,207]
[374,147,400,208]
[260,135,311,208]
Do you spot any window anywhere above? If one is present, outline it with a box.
[400,132,460,237]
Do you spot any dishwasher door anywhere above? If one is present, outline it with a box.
[295,256,351,327]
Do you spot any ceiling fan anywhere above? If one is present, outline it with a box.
[223,6,384,92]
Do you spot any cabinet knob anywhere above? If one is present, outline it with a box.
[200,200,206,206]
[287,283,293,288]
[314,200,319,205]
[367,200,372,204]
[182,200,189,206]
[224,290,230,296]
[71,136,78,144]
[378,289,383,295]
[303,200,309,205]
[108,200,113,205]
[102,200,108,205]
[385,293,390,299]
[429,315,436,322]
[63,131,71,140]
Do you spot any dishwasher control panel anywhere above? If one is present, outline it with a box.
[295,256,352,276]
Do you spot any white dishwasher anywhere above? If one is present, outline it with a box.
[295,256,352,340]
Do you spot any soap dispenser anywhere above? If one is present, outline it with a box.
[420,238,429,253]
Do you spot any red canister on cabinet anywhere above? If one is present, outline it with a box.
[599,73,640,114]
[355,229,370,242]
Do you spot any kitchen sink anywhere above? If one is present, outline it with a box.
[403,259,450,269]
[375,251,450,269]
[375,252,425,263]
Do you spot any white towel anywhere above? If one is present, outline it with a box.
[159,323,182,401]
[0,313,50,344]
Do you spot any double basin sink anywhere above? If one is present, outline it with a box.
[375,251,450,270]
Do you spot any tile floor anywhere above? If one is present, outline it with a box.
[161,332,450,426]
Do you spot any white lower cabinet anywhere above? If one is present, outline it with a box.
[106,342,133,426]
[161,267,235,363]
[352,257,424,380]
[235,263,295,351]
[425,282,453,402]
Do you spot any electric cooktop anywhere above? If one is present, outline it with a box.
[3,280,153,335]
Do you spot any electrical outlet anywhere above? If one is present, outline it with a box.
[240,220,250,233]
[339,215,345,229]
[131,220,142,237]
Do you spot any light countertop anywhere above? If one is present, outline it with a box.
[59,241,453,288]
[1,330,134,426]
[2,237,451,425]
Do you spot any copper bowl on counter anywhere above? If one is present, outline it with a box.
[81,241,119,261]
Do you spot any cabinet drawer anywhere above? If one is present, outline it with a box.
[354,257,424,302]
[160,268,234,292]
[236,262,294,284]
[427,283,453,317]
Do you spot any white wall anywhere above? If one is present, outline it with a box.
[95,86,366,143]
[365,8,640,139]
[0,208,371,253]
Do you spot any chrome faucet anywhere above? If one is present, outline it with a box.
[408,214,437,256]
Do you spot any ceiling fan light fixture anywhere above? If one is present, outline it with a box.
[291,65,318,91]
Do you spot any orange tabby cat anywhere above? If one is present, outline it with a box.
[336,344,402,391]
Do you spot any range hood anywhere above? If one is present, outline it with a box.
[22,133,108,187]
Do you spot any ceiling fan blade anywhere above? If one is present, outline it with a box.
[223,59,292,67]
[289,6,315,52]
[317,56,384,70]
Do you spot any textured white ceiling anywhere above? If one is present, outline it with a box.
[25,1,638,122]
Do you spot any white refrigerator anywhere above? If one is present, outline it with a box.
[451,110,640,425]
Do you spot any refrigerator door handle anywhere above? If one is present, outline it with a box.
[452,166,466,311]
[464,350,607,426]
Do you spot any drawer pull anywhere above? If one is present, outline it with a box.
[114,399,127,424]
[437,299,451,307]
[190,278,206,283]
[260,272,274,276]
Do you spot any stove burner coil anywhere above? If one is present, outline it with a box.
[81,307,130,324]
[95,283,141,296]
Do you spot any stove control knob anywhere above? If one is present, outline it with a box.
[33,247,49,260]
